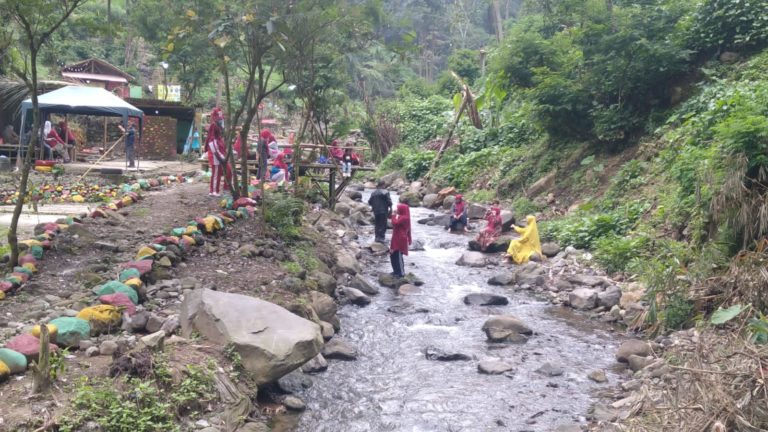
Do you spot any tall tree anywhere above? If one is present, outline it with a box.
[0,0,87,265]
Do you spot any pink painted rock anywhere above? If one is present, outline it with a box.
[0,281,13,294]
[5,334,58,361]
[121,260,153,276]
[99,292,137,316]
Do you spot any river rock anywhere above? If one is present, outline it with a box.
[418,214,450,227]
[341,287,371,306]
[463,293,509,306]
[541,242,561,257]
[322,338,358,360]
[478,360,515,375]
[283,395,306,411]
[598,286,622,308]
[140,330,166,349]
[310,271,336,296]
[588,369,608,383]
[309,291,337,323]
[552,424,583,432]
[368,242,389,256]
[399,191,421,207]
[526,171,556,198]
[516,269,545,287]
[411,239,426,251]
[536,362,564,377]
[616,340,651,363]
[456,251,491,268]
[335,250,361,275]
[422,194,442,208]
[319,321,334,340]
[566,274,610,288]
[500,210,515,232]
[481,315,532,343]
[380,171,403,188]
[425,346,471,362]
[442,195,456,210]
[181,289,323,385]
[276,370,313,394]
[488,273,515,286]
[99,340,118,356]
[627,354,653,372]
[397,284,421,295]
[302,354,328,373]
[335,202,351,216]
[484,236,512,253]
[348,275,379,295]
[467,204,488,219]
[569,288,598,310]
[346,190,362,201]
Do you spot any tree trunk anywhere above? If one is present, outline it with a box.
[492,0,504,43]
[32,323,51,394]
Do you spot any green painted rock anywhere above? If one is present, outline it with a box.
[49,317,91,348]
[119,268,141,282]
[93,280,139,305]
[0,348,27,374]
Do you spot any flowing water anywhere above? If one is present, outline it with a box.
[295,202,621,432]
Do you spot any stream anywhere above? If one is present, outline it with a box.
[295,201,622,432]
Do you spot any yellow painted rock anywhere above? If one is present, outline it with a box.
[181,235,196,246]
[121,196,133,206]
[202,216,222,233]
[22,263,38,273]
[184,225,198,235]
[72,195,85,203]
[31,324,58,342]
[108,203,118,210]
[34,166,52,173]
[135,246,157,260]
[0,291,5,300]
[20,239,42,248]
[0,360,10,382]
[76,305,121,334]
[123,278,143,289]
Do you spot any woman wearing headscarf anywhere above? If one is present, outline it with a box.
[446,194,468,232]
[206,108,226,196]
[475,200,503,251]
[390,203,412,278]
[44,121,69,162]
[505,215,543,264]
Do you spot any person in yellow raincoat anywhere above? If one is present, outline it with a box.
[505,215,542,264]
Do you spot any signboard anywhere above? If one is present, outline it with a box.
[156,85,181,102]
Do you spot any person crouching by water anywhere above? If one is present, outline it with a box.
[390,203,412,278]
[475,200,503,251]
[446,194,468,232]
[368,181,392,243]
[505,215,542,264]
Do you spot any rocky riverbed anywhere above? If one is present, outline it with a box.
[287,189,637,431]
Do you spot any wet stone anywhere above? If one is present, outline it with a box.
[488,273,515,286]
[478,360,515,375]
[463,293,508,306]
[425,347,471,362]
[536,362,564,377]
[322,339,357,360]
[302,354,328,374]
[283,396,306,411]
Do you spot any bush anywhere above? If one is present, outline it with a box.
[543,201,648,249]
[377,96,451,148]
[378,147,435,181]
[264,192,306,240]
[594,234,651,274]
[512,197,542,217]
[688,0,768,53]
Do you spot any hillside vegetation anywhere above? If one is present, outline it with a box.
[375,0,768,337]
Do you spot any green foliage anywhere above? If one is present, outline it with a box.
[710,304,746,325]
[378,147,435,181]
[171,364,216,416]
[60,378,178,432]
[543,201,649,249]
[464,189,495,203]
[264,192,306,240]
[281,261,303,275]
[378,96,450,148]
[687,0,768,53]
[603,160,648,205]
[512,197,542,217]
[594,234,650,274]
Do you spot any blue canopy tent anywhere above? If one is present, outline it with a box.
[19,86,144,168]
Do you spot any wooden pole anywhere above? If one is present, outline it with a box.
[76,135,125,182]
[102,117,107,147]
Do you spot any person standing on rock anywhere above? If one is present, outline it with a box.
[368,181,392,243]
[390,203,412,278]
[446,194,468,232]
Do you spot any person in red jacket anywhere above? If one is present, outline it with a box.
[206,108,226,196]
[390,203,412,278]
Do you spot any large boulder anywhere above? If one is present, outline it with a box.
[456,251,492,268]
[399,191,421,207]
[541,242,561,258]
[442,195,456,210]
[526,171,556,198]
[481,315,533,343]
[500,210,515,232]
[569,288,598,310]
[598,286,622,309]
[348,275,379,296]
[467,204,488,220]
[340,287,371,306]
[418,214,451,227]
[0,348,27,374]
[5,333,58,362]
[616,340,651,363]
[422,194,442,208]
[181,289,323,385]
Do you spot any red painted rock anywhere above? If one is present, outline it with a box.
[121,260,153,275]
[5,333,58,361]
[18,255,36,266]
[90,208,108,218]
[99,292,137,316]
[0,281,13,294]
[42,223,59,232]
[234,197,257,209]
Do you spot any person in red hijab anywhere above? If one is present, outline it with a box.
[475,200,503,251]
[57,121,77,147]
[273,149,291,182]
[206,107,226,196]
[390,203,412,278]
[446,194,468,232]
